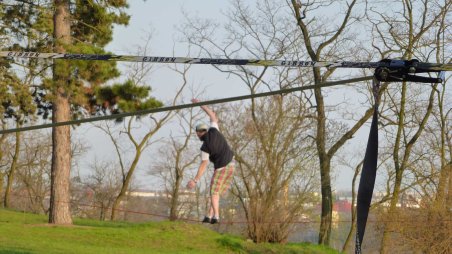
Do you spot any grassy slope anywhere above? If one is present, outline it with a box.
[0,209,340,254]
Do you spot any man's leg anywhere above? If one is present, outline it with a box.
[211,194,220,218]
[208,203,214,218]
[202,203,214,223]
[208,164,233,224]
[210,168,224,219]
[204,172,219,223]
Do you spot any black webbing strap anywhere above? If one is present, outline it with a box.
[355,78,380,253]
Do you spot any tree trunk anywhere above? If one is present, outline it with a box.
[111,150,141,220]
[49,0,72,224]
[313,68,333,245]
[169,185,180,221]
[342,161,361,252]
[318,158,332,244]
[100,203,105,221]
[0,172,4,206]
[447,162,452,211]
[435,86,448,208]
[436,163,449,208]
[4,129,21,208]
[169,169,181,221]
[0,130,8,205]
[380,80,407,253]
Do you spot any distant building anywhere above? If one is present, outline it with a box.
[127,189,167,198]
[333,200,352,213]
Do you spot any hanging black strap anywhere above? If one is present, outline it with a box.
[355,78,380,253]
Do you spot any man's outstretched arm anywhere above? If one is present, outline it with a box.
[192,98,218,123]
[187,160,209,189]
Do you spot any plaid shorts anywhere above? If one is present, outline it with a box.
[210,162,235,196]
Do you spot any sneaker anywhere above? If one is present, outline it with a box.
[202,216,211,223]
[210,217,219,224]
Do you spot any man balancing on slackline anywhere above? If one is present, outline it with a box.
[186,98,235,224]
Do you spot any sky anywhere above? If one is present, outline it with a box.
[73,0,380,192]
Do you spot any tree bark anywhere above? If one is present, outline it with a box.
[342,161,362,252]
[434,85,448,208]
[312,68,333,244]
[111,147,141,220]
[4,129,21,208]
[0,131,6,206]
[169,172,181,221]
[49,0,72,224]
[447,162,452,211]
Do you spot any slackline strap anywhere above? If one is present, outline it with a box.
[355,78,380,253]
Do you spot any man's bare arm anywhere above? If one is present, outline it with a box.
[187,160,209,189]
[191,98,218,123]
[194,160,209,182]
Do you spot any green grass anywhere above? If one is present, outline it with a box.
[0,209,340,254]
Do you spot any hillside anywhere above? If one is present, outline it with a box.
[0,209,340,254]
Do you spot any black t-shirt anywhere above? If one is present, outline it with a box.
[200,127,233,169]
